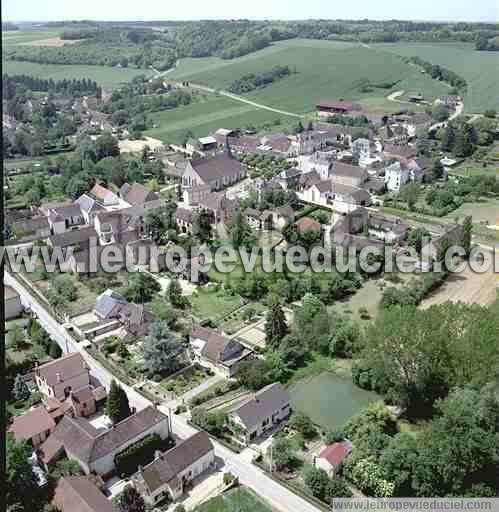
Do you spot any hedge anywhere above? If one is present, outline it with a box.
[115,434,173,476]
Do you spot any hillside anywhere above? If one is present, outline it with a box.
[169,39,450,114]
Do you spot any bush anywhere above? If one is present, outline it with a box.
[288,412,317,439]
[223,472,235,485]
[115,434,168,476]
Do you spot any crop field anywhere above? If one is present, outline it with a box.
[1,60,152,88]
[2,29,61,46]
[145,95,296,144]
[374,42,499,113]
[170,39,449,114]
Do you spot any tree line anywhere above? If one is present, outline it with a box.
[2,73,100,98]
[228,66,292,94]
[406,56,467,90]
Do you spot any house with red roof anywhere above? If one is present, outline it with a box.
[296,216,322,234]
[314,440,353,476]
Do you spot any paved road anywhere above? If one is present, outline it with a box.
[5,270,321,512]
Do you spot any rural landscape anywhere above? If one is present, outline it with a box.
[3,7,499,512]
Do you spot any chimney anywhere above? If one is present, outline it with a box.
[56,373,62,383]
[154,450,162,460]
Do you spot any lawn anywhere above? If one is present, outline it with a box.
[2,29,61,46]
[450,162,499,178]
[169,39,449,115]
[373,42,499,113]
[190,286,245,323]
[2,60,152,88]
[145,95,296,144]
[194,488,273,512]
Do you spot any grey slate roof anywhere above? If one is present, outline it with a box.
[40,406,167,464]
[190,153,245,182]
[75,194,105,214]
[140,432,213,492]
[94,289,127,318]
[231,382,290,431]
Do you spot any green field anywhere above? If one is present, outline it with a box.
[2,60,152,89]
[145,95,297,144]
[194,488,273,512]
[2,29,61,46]
[170,39,449,114]
[374,42,499,113]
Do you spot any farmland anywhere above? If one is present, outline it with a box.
[169,39,449,115]
[2,60,152,89]
[374,42,499,113]
[145,95,297,144]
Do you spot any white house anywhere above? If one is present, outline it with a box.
[229,383,291,443]
[133,432,214,505]
[384,161,410,192]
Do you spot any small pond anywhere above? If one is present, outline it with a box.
[288,371,381,430]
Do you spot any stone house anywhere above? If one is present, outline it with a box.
[46,204,85,235]
[53,476,117,512]
[48,226,98,256]
[133,432,215,505]
[35,353,91,401]
[182,150,246,192]
[228,383,291,443]
[330,162,368,188]
[9,406,56,448]
[384,161,422,192]
[175,207,194,234]
[89,183,120,207]
[119,182,159,206]
[37,406,170,476]
[74,194,106,224]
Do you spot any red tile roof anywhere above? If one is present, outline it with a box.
[318,441,351,467]
[296,216,321,234]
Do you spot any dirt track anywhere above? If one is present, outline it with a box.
[420,258,498,308]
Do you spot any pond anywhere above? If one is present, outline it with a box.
[288,371,381,430]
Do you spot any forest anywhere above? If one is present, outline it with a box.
[4,20,498,71]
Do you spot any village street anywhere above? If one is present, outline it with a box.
[5,270,321,512]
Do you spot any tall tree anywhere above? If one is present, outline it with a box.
[264,301,288,349]
[142,321,184,378]
[117,485,146,512]
[124,273,161,303]
[167,278,186,309]
[6,434,38,509]
[106,380,131,424]
[230,211,255,250]
[12,374,30,402]
[440,125,455,152]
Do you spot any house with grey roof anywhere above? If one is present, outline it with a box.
[74,194,105,224]
[37,406,170,476]
[182,148,247,196]
[190,326,253,377]
[46,204,85,235]
[133,431,214,504]
[228,383,291,443]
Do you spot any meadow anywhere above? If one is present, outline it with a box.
[170,39,449,115]
[145,95,297,144]
[374,42,499,113]
[2,60,152,89]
